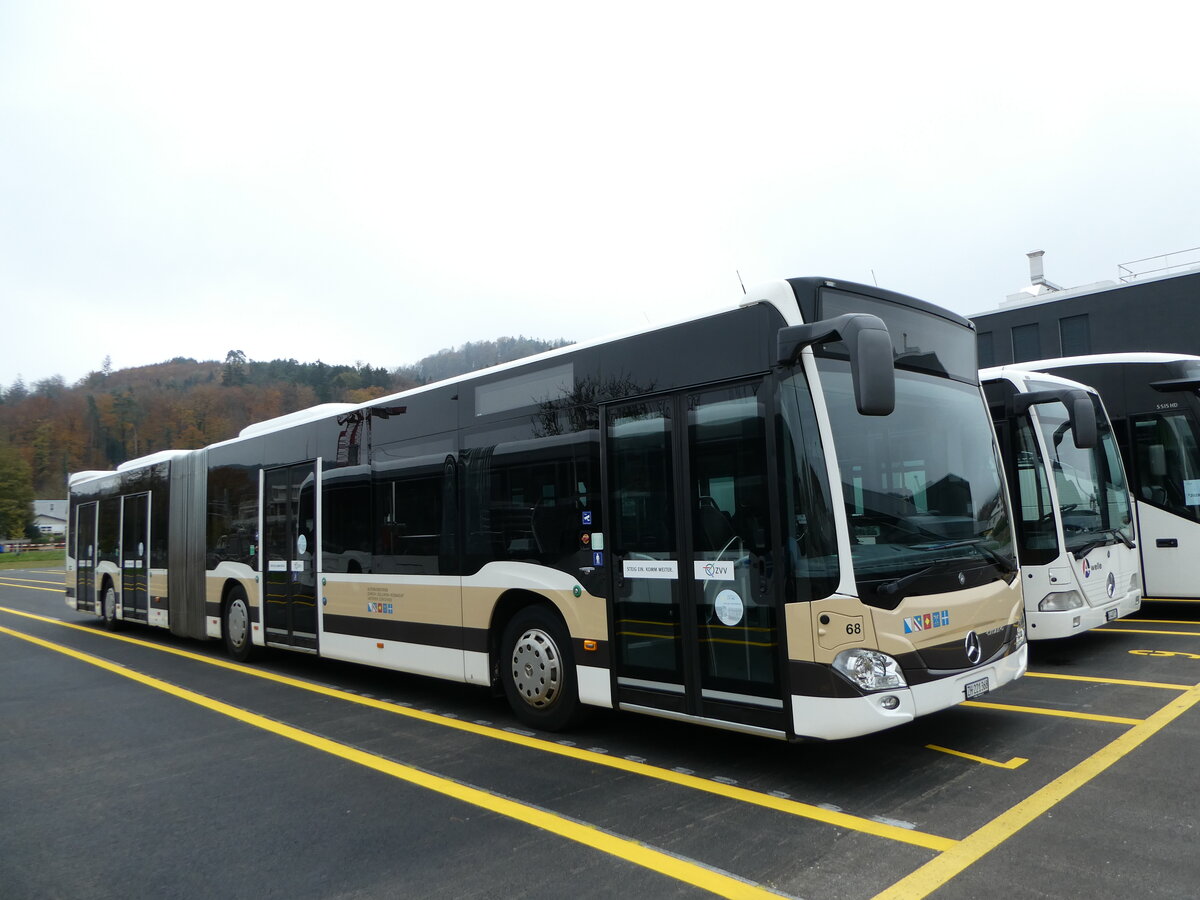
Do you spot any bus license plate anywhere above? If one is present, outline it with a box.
[964,677,989,700]
[1106,607,1119,622]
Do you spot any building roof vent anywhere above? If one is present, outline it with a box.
[1002,250,1063,305]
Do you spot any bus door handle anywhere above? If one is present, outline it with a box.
[1156,538,1179,548]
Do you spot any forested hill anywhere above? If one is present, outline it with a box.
[0,336,571,497]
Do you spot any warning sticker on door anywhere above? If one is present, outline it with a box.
[622,560,678,580]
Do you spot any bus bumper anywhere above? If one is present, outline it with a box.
[1027,589,1142,640]
[790,644,1028,740]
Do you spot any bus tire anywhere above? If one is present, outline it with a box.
[101,583,121,631]
[223,586,254,662]
[501,605,581,732]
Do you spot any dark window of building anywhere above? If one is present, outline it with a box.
[977,332,995,368]
[1011,323,1041,362]
[1059,314,1090,356]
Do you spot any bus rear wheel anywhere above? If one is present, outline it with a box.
[223,587,253,662]
[501,606,582,732]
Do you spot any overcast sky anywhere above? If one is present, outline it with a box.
[3,2,1198,389]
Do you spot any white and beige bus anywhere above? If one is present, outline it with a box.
[67,277,1027,741]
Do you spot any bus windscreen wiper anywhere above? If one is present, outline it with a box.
[1072,528,1135,558]
[911,538,1017,573]
[1111,527,1135,549]
[874,558,959,599]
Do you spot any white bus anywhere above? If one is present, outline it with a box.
[982,367,1141,638]
[67,277,1027,741]
[1006,354,1200,601]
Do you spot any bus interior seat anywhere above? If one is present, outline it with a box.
[696,497,737,552]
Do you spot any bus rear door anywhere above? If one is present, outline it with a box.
[120,492,150,623]
[75,502,98,613]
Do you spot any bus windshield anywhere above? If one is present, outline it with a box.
[816,360,1016,603]
[1035,394,1135,553]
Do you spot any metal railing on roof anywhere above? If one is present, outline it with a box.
[1118,246,1200,282]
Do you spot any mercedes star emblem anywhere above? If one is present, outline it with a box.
[964,630,983,665]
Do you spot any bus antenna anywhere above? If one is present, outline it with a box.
[737,270,746,294]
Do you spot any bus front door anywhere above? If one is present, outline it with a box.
[262,462,319,652]
[120,492,150,622]
[607,383,784,733]
[75,502,98,613]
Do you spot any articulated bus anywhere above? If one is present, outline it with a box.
[982,367,1141,638]
[67,277,1027,741]
[1003,353,1200,601]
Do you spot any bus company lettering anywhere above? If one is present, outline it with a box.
[1081,559,1104,578]
[694,560,735,581]
[903,610,950,634]
[366,585,397,615]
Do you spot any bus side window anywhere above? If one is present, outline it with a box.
[322,475,372,574]
[1133,413,1200,519]
[375,471,446,575]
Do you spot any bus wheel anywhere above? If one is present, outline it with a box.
[101,584,120,631]
[223,587,253,662]
[501,606,581,732]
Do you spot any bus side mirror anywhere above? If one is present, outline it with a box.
[1069,396,1098,449]
[1012,389,1097,449]
[777,313,895,416]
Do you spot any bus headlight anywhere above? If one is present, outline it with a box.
[1038,591,1085,612]
[1015,612,1027,648]
[832,649,907,692]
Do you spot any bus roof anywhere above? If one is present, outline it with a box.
[979,365,1097,394]
[999,351,1200,371]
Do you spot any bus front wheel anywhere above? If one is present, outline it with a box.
[101,584,120,631]
[501,606,581,732]
[223,587,253,662]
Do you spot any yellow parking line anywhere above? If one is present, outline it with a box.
[0,575,66,585]
[961,701,1143,726]
[1094,627,1200,637]
[0,605,955,852]
[1130,619,1200,626]
[1025,671,1191,691]
[925,745,1027,769]
[0,623,782,900]
[0,581,66,594]
[875,680,1200,899]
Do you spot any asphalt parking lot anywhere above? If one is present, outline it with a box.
[2,568,1198,899]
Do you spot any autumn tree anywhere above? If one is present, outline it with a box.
[222,350,248,386]
[0,444,34,539]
